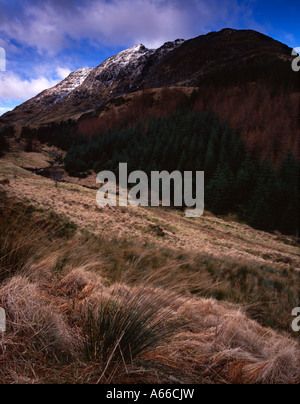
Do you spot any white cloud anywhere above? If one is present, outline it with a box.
[56,67,72,80]
[0,72,58,101]
[0,63,73,103]
[0,0,257,53]
[0,106,13,116]
[0,65,74,115]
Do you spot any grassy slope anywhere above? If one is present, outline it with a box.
[1,150,299,270]
[0,149,299,384]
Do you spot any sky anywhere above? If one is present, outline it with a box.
[0,0,299,115]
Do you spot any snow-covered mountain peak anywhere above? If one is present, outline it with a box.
[155,38,185,57]
[97,43,154,71]
[80,43,155,92]
[56,67,93,91]
[34,67,93,105]
[5,38,186,121]
[80,39,186,93]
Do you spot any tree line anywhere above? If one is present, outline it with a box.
[19,110,300,237]
[0,126,13,157]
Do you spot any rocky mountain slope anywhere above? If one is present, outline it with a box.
[0,39,184,125]
[30,67,93,107]
[0,28,296,127]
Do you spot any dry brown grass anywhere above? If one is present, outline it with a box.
[132,298,300,384]
[1,269,299,384]
[0,276,73,352]
[0,155,299,384]
[1,153,298,271]
[0,276,75,384]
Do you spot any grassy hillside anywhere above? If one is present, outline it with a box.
[0,148,299,384]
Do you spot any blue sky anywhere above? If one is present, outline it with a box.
[0,0,299,115]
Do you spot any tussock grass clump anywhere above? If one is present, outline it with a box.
[57,267,99,297]
[143,298,300,385]
[0,276,73,354]
[92,236,299,338]
[0,276,75,383]
[82,286,180,380]
[0,191,78,282]
[210,313,300,384]
[0,195,44,282]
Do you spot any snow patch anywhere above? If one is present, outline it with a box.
[15,39,186,112]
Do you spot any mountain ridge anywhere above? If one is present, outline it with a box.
[0,28,296,127]
[0,37,185,125]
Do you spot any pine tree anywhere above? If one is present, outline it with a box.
[205,165,232,215]
[276,151,300,236]
[247,160,276,232]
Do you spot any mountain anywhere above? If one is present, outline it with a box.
[0,28,300,384]
[0,39,185,126]
[0,29,295,125]
[1,28,299,162]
